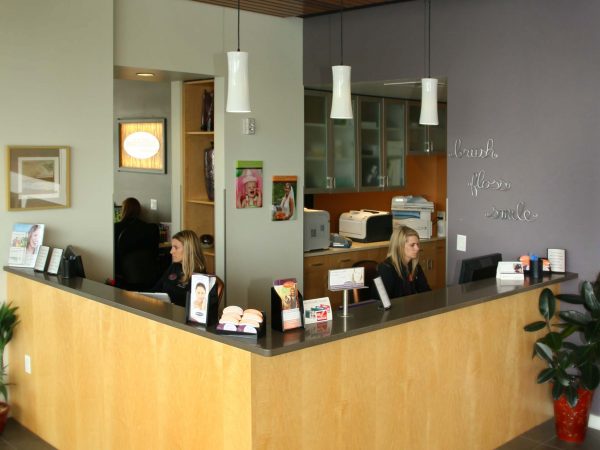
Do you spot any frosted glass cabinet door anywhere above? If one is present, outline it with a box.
[407,100,447,154]
[331,98,357,190]
[359,97,383,189]
[305,92,329,190]
[384,99,405,188]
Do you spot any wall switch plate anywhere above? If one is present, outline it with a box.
[24,354,31,374]
[457,234,467,252]
[150,199,157,210]
[242,118,256,135]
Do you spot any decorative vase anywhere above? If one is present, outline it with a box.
[200,90,214,132]
[0,402,9,434]
[204,142,215,201]
[553,388,595,443]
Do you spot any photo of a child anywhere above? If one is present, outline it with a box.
[235,163,263,209]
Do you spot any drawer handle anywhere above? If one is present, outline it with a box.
[428,260,433,270]
[310,263,324,267]
[340,259,352,263]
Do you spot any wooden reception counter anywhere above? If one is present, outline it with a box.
[4,267,576,449]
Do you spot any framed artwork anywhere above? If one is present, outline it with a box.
[235,160,263,209]
[272,175,297,221]
[6,146,70,211]
[117,118,166,173]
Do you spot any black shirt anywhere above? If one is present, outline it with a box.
[376,258,431,299]
[152,263,190,307]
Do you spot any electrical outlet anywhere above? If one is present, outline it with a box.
[24,354,31,374]
[457,234,467,252]
[150,199,157,210]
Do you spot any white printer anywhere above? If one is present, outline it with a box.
[391,196,434,239]
[339,209,392,242]
[304,208,330,252]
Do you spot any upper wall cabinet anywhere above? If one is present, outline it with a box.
[305,90,409,193]
[305,90,357,193]
[407,101,447,154]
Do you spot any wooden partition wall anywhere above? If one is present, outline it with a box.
[7,273,553,449]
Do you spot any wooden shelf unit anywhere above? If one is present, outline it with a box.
[182,79,216,274]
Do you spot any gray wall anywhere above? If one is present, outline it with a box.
[305,0,600,414]
[114,79,172,224]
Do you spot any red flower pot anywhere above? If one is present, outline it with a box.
[553,388,595,443]
[0,402,9,434]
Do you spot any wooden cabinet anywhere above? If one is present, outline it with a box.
[182,80,215,274]
[407,101,447,154]
[303,240,445,308]
[419,239,446,290]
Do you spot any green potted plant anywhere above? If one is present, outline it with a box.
[0,302,19,434]
[524,280,600,443]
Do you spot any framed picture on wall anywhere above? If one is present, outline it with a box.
[117,118,166,174]
[6,146,70,211]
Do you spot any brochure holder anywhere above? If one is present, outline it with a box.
[271,287,304,332]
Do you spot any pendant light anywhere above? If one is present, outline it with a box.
[226,0,250,113]
[419,0,438,126]
[330,0,352,119]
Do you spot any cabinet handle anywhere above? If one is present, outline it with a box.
[340,258,352,263]
[428,259,433,270]
[333,177,336,189]
[378,175,385,188]
[310,262,324,267]
[326,177,334,189]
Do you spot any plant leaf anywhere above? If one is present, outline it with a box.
[559,310,591,327]
[580,363,600,391]
[581,281,600,315]
[524,321,547,332]
[537,368,555,384]
[556,293,584,305]
[542,332,563,352]
[534,342,554,364]
[552,382,563,400]
[539,289,556,320]
[566,384,579,408]
[583,321,600,344]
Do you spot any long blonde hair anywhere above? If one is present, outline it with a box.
[172,230,206,283]
[386,225,420,279]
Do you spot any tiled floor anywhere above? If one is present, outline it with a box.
[0,417,599,449]
[497,419,600,450]
[0,419,55,450]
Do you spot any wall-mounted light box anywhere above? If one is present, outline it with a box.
[117,118,166,174]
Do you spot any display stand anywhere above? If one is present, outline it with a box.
[339,289,351,318]
[186,275,219,326]
[271,287,304,332]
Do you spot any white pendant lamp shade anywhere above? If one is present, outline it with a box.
[226,51,251,113]
[331,65,353,119]
[419,77,438,125]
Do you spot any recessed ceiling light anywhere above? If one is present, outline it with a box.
[136,72,155,78]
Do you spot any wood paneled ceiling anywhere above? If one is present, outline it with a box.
[191,0,411,18]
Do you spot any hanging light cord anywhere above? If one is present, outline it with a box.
[237,0,241,51]
[340,0,344,65]
[424,0,431,77]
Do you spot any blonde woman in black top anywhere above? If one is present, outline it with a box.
[377,225,431,299]
[152,230,207,306]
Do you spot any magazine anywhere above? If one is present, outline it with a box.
[8,223,45,268]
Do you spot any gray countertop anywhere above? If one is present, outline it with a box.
[4,266,576,357]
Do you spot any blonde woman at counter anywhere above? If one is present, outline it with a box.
[377,225,431,298]
[152,230,207,306]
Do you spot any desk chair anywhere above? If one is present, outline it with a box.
[352,260,379,303]
[115,221,160,291]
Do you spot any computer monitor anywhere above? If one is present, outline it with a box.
[63,245,86,278]
[458,253,502,284]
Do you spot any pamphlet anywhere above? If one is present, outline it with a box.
[328,267,365,291]
[496,261,525,281]
[34,246,50,272]
[303,297,332,324]
[8,223,45,268]
[273,278,302,330]
[47,248,63,275]
[547,248,566,273]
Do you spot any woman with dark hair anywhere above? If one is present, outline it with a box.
[377,225,431,299]
[115,197,142,239]
[152,230,207,306]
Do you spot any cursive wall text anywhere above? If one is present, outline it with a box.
[449,138,498,159]
[484,202,538,222]
[468,169,511,197]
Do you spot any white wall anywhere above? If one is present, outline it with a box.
[0,0,114,291]
[117,0,304,308]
